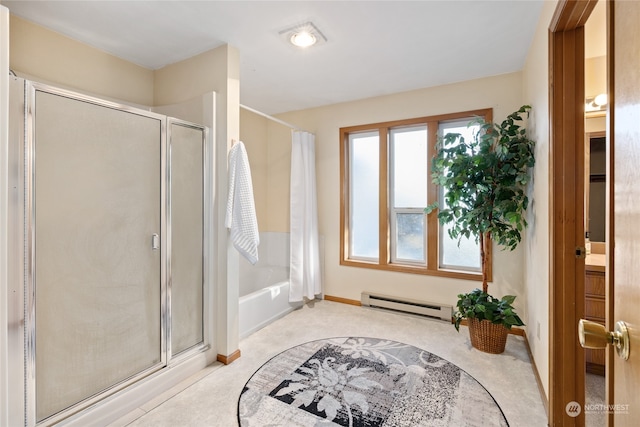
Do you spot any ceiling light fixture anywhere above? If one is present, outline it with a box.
[290,31,316,48]
[279,22,327,49]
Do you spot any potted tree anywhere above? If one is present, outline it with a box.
[426,105,534,354]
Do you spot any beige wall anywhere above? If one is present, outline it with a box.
[239,109,269,232]
[9,15,154,106]
[238,109,293,235]
[522,0,558,401]
[586,56,606,99]
[154,46,236,108]
[266,121,294,232]
[247,73,528,319]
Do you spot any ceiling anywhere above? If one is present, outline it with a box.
[3,0,544,115]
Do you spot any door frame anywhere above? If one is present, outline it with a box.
[549,1,600,425]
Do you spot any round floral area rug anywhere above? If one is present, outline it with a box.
[237,337,508,426]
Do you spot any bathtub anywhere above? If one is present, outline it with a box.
[239,232,302,339]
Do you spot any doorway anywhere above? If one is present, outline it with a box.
[583,3,608,424]
[549,0,605,425]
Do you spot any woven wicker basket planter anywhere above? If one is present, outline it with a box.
[468,317,509,354]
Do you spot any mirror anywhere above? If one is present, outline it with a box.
[587,132,606,242]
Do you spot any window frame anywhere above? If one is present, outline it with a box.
[339,109,493,282]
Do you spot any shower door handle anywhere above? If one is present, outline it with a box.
[151,233,160,250]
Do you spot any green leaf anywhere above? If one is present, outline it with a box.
[424,202,439,214]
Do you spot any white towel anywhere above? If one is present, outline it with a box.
[225,141,259,264]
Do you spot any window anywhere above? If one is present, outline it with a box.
[340,109,492,281]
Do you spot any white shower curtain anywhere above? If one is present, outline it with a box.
[289,131,322,302]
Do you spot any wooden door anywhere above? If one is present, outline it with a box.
[611,0,640,424]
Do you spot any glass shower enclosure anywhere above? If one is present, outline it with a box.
[8,78,211,426]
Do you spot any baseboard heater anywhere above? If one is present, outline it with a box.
[361,292,452,322]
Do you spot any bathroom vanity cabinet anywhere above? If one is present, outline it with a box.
[585,253,606,375]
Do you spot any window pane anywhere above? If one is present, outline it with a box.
[439,119,478,147]
[391,126,427,208]
[349,132,379,259]
[438,120,481,271]
[440,223,481,270]
[395,212,425,262]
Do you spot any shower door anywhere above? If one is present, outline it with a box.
[169,119,205,357]
[30,86,166,424]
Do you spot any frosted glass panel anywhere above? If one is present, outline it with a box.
[170,122,204,355]
[440,220,481,269]
[438,120,481,271]
[34,91,162,421]
[391,126,427,208]
[395,213,425,261]
[349,132,379,259]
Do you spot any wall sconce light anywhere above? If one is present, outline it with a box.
[586,93,608,114]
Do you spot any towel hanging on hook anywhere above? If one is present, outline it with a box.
[225,140,259,264]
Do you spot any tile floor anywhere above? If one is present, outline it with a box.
[110,300,548,427]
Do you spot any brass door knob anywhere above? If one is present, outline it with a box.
[578,319,630,360]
